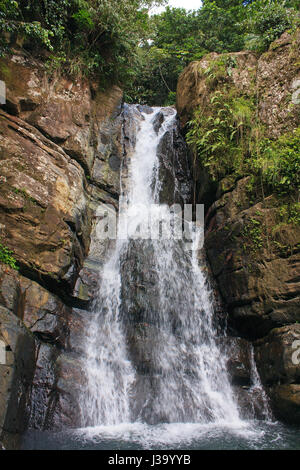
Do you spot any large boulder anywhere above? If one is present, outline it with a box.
[253,325,300,424]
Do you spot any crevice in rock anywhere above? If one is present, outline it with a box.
[63,148,91,178]
[17,262,91,311]
[89,180,119,200]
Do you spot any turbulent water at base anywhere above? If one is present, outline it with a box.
[21,106,300,450]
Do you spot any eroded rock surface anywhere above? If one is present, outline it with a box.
[0,305,35,449]
[0,50,123,447]
[176,29,300,423]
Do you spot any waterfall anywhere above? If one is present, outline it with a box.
[79,106,248,430]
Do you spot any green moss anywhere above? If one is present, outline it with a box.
[271,240,294,258]
[241,218,263,253]
[0,61,11,81]
[278,202,300,226]
[0,242,18,270]
[252,128,300,195]
[13,187,40,205]
[204,55,238,89]
[186,88,255,181]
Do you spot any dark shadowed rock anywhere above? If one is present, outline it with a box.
[254,324,300,386]
[156,117,192,206]
[0,306,35,449]
[152,111,165,134]
[218,337,252,386]
[268,385,300,424]
[233,385,270,421]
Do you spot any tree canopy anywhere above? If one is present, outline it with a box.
[0,0,299,103]
[0,0,166,84]
[126,0,299,105]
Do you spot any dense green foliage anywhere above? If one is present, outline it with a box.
[0,0,166,84]
[255,128,300,194]
[243,0,298,52]
[186,87,255,180]
[0,241,18,270]
[186,56,300,198]
[0,0,298,102]
[127,0,299,105]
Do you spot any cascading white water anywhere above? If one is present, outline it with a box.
[79,105,265,432]
[80,107,174,426]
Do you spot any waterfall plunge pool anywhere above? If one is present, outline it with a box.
[22,421,300,450]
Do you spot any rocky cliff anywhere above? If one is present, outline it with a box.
[177,30,300,424]
[0,29,299,448]
[0,50,123,448]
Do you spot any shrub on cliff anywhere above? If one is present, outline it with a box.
[254,127,300,195]
[0,241,18,270]
[186,81,300,198]
[186,88,256,180]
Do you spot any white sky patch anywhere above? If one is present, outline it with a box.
[151,0,202,14]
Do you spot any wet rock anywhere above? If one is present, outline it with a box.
[218,337,252,386]
[0,306,35,449]
[233,385,270,421]
[91,110,124,195]
[67,308,87,356]
[217,337,271,420]
[126,323,162,375]
[137,105,154,115]
[131,375,166,424]
[268,384,300,425]
[156,118,192,206]
[152,111,165,134]
[28,343,84,430]
[254,324,300,386]
[120,240,160,326]
[52,352,84,429]
[28,342,59,430]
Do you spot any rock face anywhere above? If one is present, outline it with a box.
[156,111,192,206]
[0,305,35,449]
[254,324,300,424]
[176,30,300,424]
[177,30,299,135]
[0,51,123,447]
